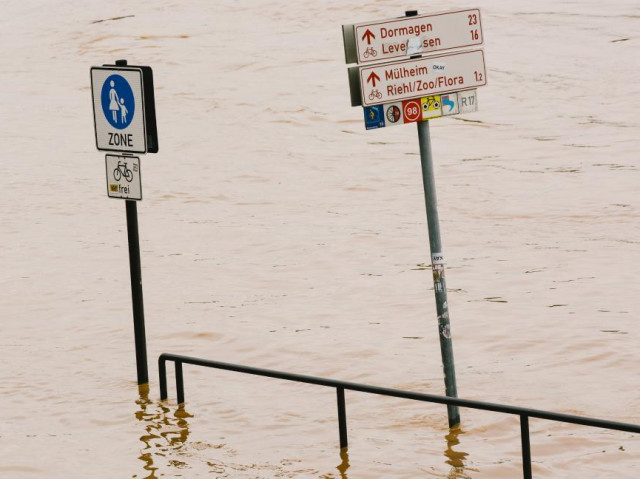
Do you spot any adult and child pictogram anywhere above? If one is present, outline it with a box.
[101,74,135,129]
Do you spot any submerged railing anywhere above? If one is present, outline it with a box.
[158,353,640,478]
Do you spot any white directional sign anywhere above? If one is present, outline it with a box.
[345,8,483,65]
[91,67,146,153]
[359,49,486,107]
[105,154,142,200]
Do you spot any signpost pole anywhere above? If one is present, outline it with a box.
[116,59,149,386]
[417,119,460,428]
[126,198,149,385]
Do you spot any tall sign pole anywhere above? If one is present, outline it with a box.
[343,8,487,427]
[417,119,459,427]
[91,58,159,385]
[125,186,148,385]
[407,7,461,429]
[115,58,149,386]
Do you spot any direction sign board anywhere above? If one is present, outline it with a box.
[106,154,142,200]
[92,67,147,153]
[343,8,483,65]
[359,49,486,107]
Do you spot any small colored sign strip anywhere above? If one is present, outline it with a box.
[363,89,478,130]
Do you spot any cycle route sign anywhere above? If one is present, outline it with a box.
[105,154,142,200]
[343,8,483,65]
[91,66,147,153]
[359,49,486,107]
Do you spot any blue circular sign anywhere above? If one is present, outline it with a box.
[101,74,135,129]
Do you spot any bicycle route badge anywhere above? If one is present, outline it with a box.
[105,154,142,200]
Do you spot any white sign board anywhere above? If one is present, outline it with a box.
[105,154,142,200]
[350,8,483,65]
[359,49,486,107]
[91,67,146,153]
[457,89,479,114]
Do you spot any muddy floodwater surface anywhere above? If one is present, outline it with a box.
[1,1,639,478]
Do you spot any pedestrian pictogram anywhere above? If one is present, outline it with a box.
[101,75,135,129]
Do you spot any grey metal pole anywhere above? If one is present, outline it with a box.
[116,58,149,386]
[417,120,460,427]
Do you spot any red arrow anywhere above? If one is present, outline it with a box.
[367,71,380,87]
[361,29,375,45]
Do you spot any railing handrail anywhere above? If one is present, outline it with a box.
[158,352,640,478]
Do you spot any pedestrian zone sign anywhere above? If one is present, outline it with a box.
[91,65,158,154]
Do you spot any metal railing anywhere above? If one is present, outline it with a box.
[158,353,640,478]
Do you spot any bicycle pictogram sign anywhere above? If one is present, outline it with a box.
[105,154,142,201]
[113,161,134,182]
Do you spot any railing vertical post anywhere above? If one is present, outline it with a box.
[176,361,185,405]
[337,387,348,449]
[159,356,168,400]
[520,414,532,479]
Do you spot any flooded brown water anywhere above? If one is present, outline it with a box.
[1,1,639,477]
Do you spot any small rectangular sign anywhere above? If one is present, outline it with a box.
[363,105,385,130]
[344,8,483,65]
[457,89,479,113]
[359,49,486,107]
[421,95,442,120]
[105,154,142,200]
[441,92,460,116]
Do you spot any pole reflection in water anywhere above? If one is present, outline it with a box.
[336,447,350,478]
[444,426,471,479]
[134,384,193,478]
